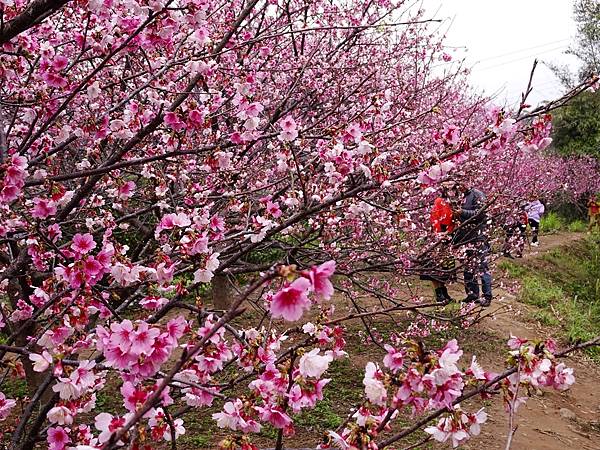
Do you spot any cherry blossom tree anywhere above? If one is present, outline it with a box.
[1,0,599,449]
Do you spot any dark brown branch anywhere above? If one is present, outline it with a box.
[0,0,70,45]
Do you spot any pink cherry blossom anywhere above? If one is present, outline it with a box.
[51,55,69,71]
[117,181,136,199]
[417,161,455,185]
[71,234,96,255]
[363,362,387,406]
[424,406,486,449]
[164,112,186,131]
[47,426,71,450]
[255,405,292,429]
[193,252,220,283]
[270,277,311,321]
[278,116,298,141]
[154,261,177,286]
[466,408,488,436]
[383,344,404,372]
[10,300,33,321]
[149,408,186,441]
[345,123,362,142]
[0,392,16,421]
[32,197,57,218]
[438,339,463,372]
[42,71,68,88]
[266,200,282,218]
[307,260,336,302]
[120,382,148,412]
[550,363,575,391]
[109,319,134,352]
[140,295,169,310]
[94,412,131,444]
[507,334,528,349]
[48,406,74,426]
[130,322,161,355]
[212,399,262,433]
[298,348,333,378]
[467,356,486,380]
[29,350,53,372]
[287,378,330,413]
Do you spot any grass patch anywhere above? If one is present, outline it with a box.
[506,236,600,360]
[95,390,122,413]
[180,434,211,447]
[178,408,217,448]
[567,219,588,232]
[294,397,343,430]
[521,276,564,308]
[2,377,28,398]
[540,211,565,233]
[532,310,560,327]
[538,211,588,233]
[498,260,528,278]
[327,358,364,392]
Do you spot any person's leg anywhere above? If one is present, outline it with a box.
[463,249,479,301]
[529,219,540,245]
[478,245,493,306]
[432,280,446,302]
[439,254,456,301]
[502,226,513,257]
[515,224,526,257]
[440,284,454,301]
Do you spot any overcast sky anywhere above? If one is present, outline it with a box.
[421,0,580,107]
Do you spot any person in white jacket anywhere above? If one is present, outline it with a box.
[526,199,545,246]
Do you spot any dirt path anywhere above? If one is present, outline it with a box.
[458,232,600,450]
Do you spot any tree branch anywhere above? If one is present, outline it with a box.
[0,0,71,45]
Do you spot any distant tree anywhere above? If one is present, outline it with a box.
[552,89,600,158]
[548,0,600,87]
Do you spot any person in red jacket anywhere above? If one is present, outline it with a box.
[588,194,599,232]
[431,196,455,233]
[418,191,456,303]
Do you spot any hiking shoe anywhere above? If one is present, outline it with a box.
[435,287,447,303]
[462,295,479,303]
[478,296,492,307]
[441,286,454,302]
[531,242,539,247]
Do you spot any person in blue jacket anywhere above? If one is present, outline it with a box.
[451,183,493,306]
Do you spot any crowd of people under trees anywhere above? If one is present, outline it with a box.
[418,185,599,308]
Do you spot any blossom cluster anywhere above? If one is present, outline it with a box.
[269,261,336,321]
[317,336,576,449]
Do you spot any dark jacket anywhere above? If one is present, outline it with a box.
[453,188,488,245]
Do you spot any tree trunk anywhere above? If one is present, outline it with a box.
[7,277,54,404]
[211,274,232,311]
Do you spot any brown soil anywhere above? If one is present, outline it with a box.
[458,232,600,450]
